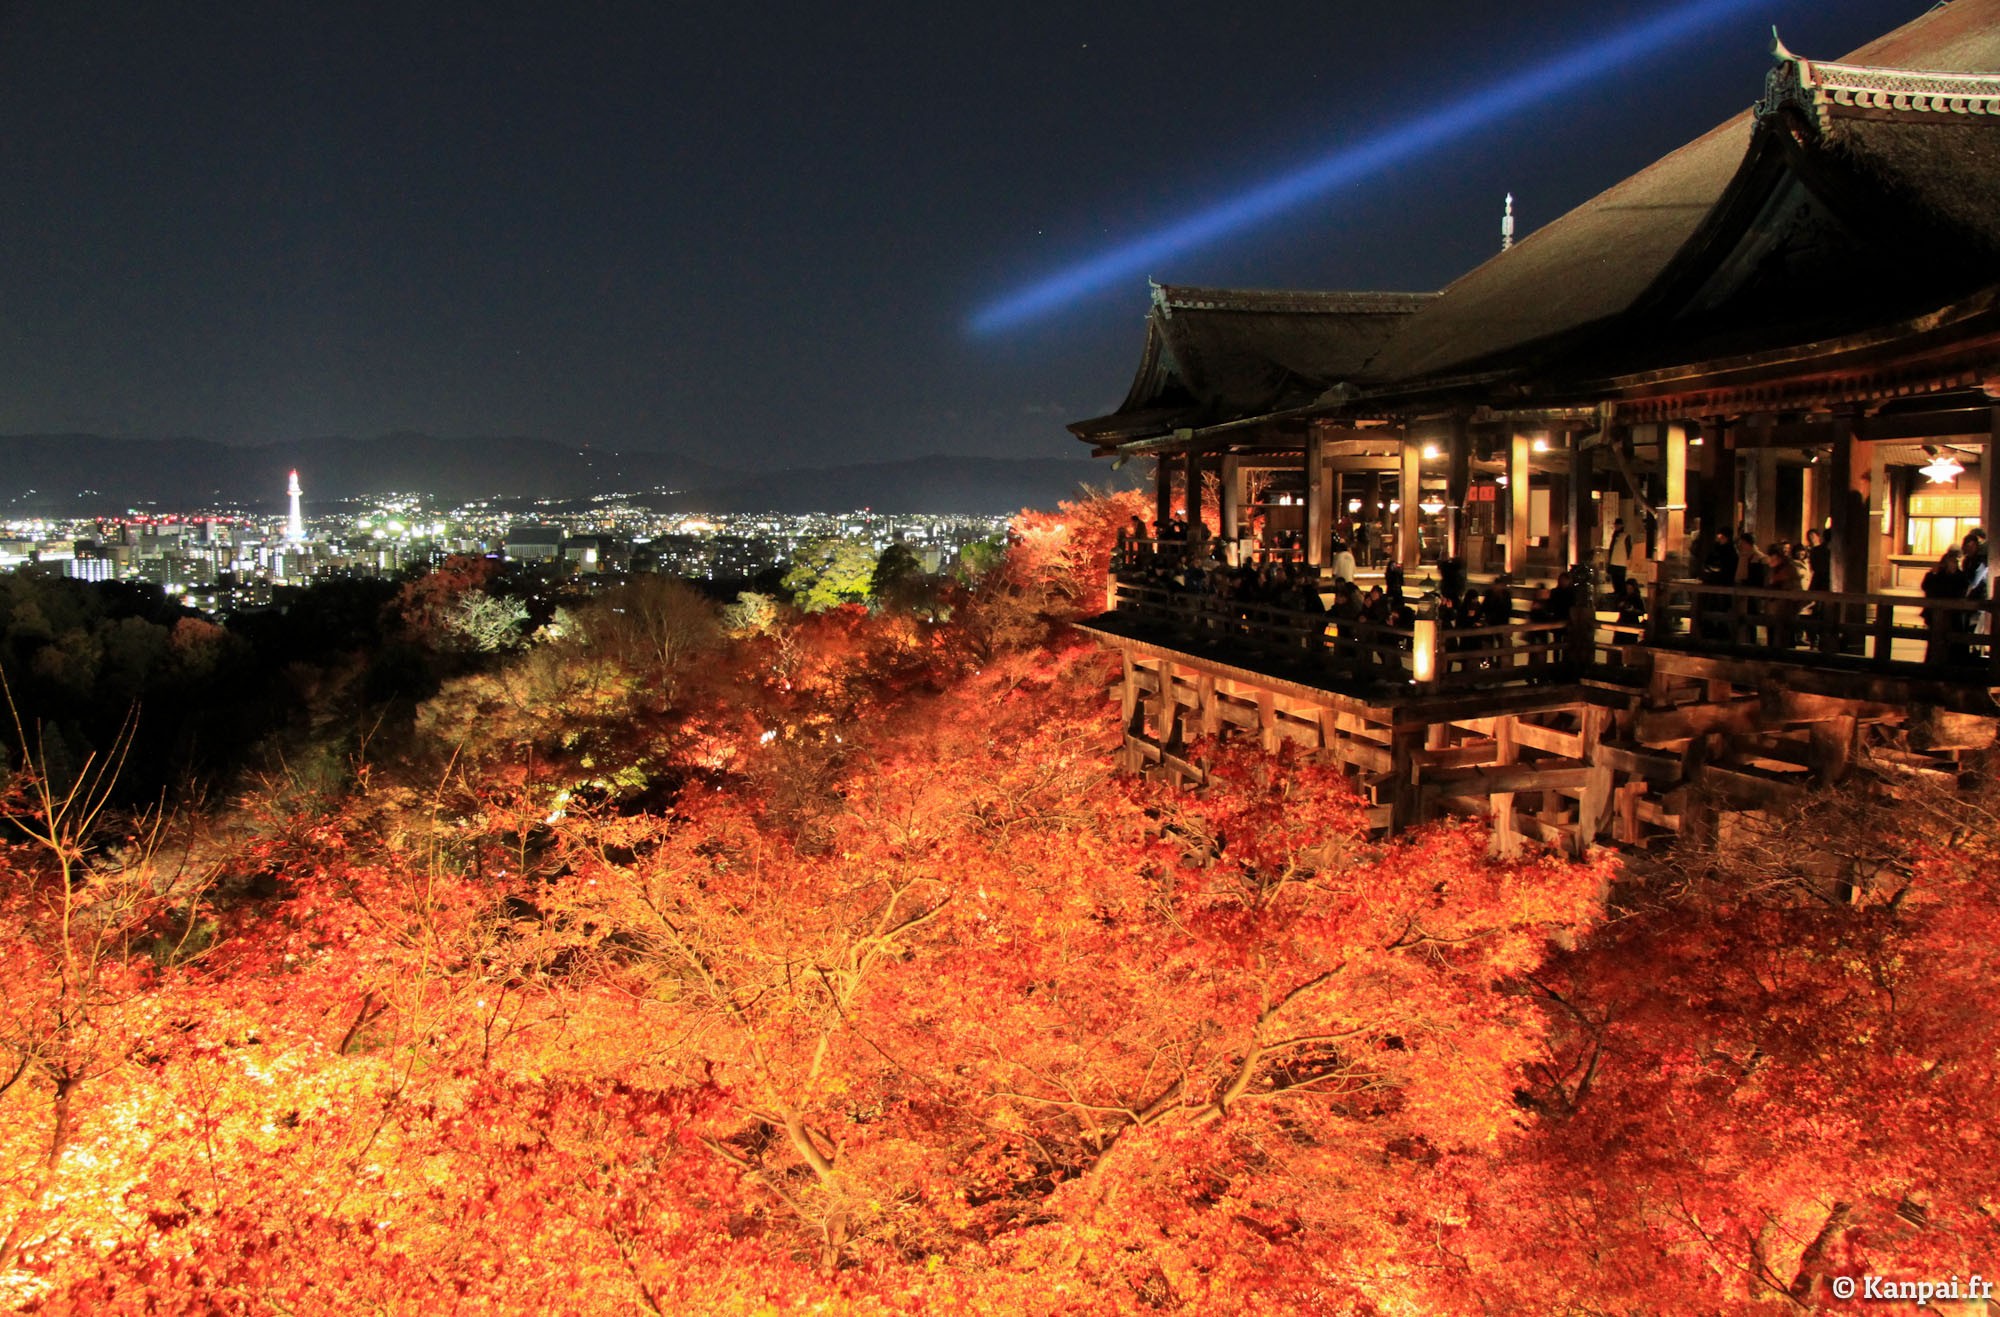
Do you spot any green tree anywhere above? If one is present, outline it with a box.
[782,538,876,614]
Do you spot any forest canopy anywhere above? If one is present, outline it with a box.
[0,491,1994,1314]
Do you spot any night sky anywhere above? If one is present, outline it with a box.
[0,1,1923,471]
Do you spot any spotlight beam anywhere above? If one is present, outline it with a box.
[969,0,1771,335]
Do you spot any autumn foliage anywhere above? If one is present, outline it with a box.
[0,493,1995,1313]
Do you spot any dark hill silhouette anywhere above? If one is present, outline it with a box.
[0,434,1135,515]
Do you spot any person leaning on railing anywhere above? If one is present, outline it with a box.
[1763,543,1803,649]
[1964,527,1990,640]
[1923,548,1967,665]
[1615,578,1647,628]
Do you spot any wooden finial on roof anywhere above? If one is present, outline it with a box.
[1501,193,1515,252]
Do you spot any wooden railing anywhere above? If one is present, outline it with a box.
[1106,572,2000,693]
[1645,581,2000,676]
[1105,577,1584,693]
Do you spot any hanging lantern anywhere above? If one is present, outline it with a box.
[1921,450,1965,485]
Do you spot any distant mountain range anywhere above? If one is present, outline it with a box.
[0,433,1139,516]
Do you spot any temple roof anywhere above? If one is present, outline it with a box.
[1069,285,1434,445]
[1362,0,2000,393]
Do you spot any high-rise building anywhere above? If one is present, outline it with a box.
[287,470,305,543]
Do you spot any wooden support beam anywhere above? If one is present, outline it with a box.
[1327,738,1394,775]
[1700,762,1809,807]
[1185,450,1206,556]
[1507,431,1531,576]
[1155,455,1173,536]
[1575,706,1612,855]
[1632,699,1759,744]
[1491,790,1518,857]
[1615,779,1646,844]
[1988,402,2000,679]
[1217,700,1260,732]
[1906,708,1997,751]
[1425,762,1592,794]
[1752,446,1781,547]
[1446,416,1470,560]
[1565,430,1591,574]
[1305,429,1326,569]
[1411,739,1501,769]
[1662,421,1688,565]
[1398,431,1421,570]
[1516,816,1577,849]
[1257,690,1280,753]
[1196,673,1219,737]
[1489,714,1519,858]
[1219,455,1242,557]
[1829,413,1869,595]
[1451,716,1583,759]
[1389,727,1423,831]
[1807,716,1857,784]
[1594,742,1686,784]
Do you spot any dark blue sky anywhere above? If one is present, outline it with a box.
[0,0,1921,468]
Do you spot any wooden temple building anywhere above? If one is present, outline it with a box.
[1068,1,2000,855]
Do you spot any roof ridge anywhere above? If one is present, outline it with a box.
[1759,35,2000,130]
[1152,285,1436,315]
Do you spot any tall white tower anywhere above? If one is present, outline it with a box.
[286,469,305,543]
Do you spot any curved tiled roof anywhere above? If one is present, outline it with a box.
[1364,0,2000,389]
[1070,285,1435,443]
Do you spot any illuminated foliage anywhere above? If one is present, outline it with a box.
[0,493,1990,1313]
[782,538,879,614]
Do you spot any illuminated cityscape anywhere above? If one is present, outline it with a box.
[0,469,1011,614]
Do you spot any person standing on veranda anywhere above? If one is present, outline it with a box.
[1605,517,1633,595]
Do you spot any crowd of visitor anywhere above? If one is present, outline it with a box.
[1114,512,1995,673]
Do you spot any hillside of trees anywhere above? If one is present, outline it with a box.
[1,493,1994,1313]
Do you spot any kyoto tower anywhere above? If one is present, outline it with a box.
[286,470,305,543]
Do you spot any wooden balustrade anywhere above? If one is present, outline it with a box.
[1108,572,2000,693]
[1106,577,1579,693]
[1644,580,1999,675]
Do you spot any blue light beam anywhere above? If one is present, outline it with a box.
[969,0,1771,335]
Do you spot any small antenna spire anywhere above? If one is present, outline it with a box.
[1501,193,1515,252]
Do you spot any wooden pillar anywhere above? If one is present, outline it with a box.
[1446,418,1470,561]
[1803,450,1823,541]
[1566,430,1591,574]
[1577,707,1612,858]
[1752,446,1781,548]
[1987,404,2000,676]
[1507,431,1531,576]
[1184,450,1205,556]
[1154,454,1173,536]
[1389,726,1424,832]
[1867,445,1891,591]
[1829,414,1869,594]
[1257,691,1281,753]
[1305,429,1326,569]
[1398,431,1421,570]
[1693,420,1727,553]
[1220,455,1241,564]
[1489,714,1519,859]
[1661,422,1689,568]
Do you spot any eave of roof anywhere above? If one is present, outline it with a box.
[1362,0,2000,390]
